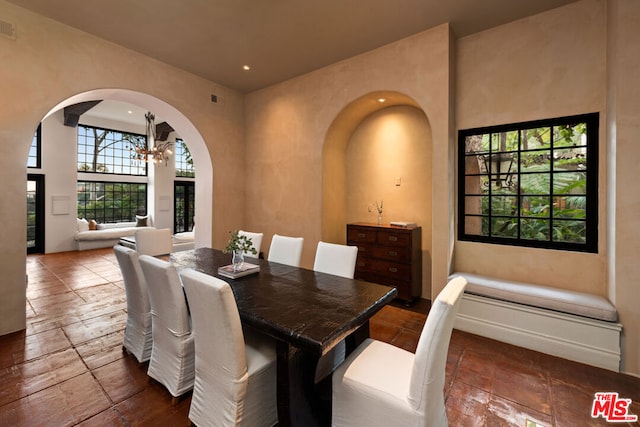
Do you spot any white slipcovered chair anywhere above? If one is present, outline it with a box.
[135,228,173,256]
[113,245,153,363]
[267,234,304,267]
[238,230,264,259]
[180,268,278,427]
[332,276,467,427]
[312,241,359,382]
[138,255,195,399]
[313,241,358,279]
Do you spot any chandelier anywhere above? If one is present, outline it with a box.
[131,112,174,165]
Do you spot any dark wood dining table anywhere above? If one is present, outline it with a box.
[170,247,397,427]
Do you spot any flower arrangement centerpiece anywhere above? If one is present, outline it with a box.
[368,200,384,225]
[224,230,257,271]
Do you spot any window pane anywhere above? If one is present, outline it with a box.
[27,125,41,168]
[521,150,551,172]
[464,135,487,154]
[552,219,587,243]
[553,122,587,147]
[464,196,486,215]
[553,148,587,171]
[491,196,517,215]
[521,173,550,195]
[521,127,551,150]
[175,139,195,178]
[553,171,587,195]
[77,125,147,176]
[464,215,485,236]
[464,175,488,195]
[521,196,551,218]
[553,196,586,219]
[491,217,517,238]
[520,218,550,241]
[77,181,147,223]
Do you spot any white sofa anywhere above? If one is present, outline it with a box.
[75,219,154,251]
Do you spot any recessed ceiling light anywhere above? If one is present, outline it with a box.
[243,65,251,71]
[377,98,386,103]
[127,110,133,114]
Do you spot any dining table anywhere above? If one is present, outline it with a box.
[169,247,397,427]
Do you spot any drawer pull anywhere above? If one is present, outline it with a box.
[389,267,398,273]
[358,233,366,238]
[388,251,397,256]
[388,236,398,242]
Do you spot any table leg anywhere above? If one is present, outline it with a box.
[275,341,330,427]
[345,320,370,355]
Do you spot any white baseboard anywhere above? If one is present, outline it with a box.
[454,293,622,372]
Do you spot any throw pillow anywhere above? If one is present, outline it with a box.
[88,220,98,230]
[136,215,148,227]
[77,218,90,232]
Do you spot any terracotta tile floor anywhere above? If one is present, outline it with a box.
[0,248,638,426]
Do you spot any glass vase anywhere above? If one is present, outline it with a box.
[232,249,244,272]
[377,213,383,225]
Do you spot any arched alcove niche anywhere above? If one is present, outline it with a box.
[44,88,213,248]
[322,91,433,297]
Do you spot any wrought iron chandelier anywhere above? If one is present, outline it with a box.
[131,112,174,165]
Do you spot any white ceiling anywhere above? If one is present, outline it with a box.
[7,0,577,93]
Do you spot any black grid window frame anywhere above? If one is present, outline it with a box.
[174,139,195,178]
[77,181,147,224]
[27,124,41,169]
[77,124,147,176]
[458,113,599,253]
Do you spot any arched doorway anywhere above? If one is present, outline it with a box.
[42,89,213,249]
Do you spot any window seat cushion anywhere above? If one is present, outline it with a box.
[75,222,154,241]
[449,272,618,322]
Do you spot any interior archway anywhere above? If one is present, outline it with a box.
[321,91,433,296]
[42,89,212,248]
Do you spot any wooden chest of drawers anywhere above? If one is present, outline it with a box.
[347,223,422,303]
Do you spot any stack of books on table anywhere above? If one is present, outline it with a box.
[218,263,260,279]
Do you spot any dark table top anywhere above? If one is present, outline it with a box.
[170,247,397,356]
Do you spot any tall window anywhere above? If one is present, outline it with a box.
[77,125,147,175]
[27,124,41,168]
[458,113,598,253]
[77,181,147,224]
[175,139,195,178]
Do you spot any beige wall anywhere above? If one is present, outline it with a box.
[244,25,453,294]
[607,0,640,376]
[0,1,244,334]
[454,0,607,295]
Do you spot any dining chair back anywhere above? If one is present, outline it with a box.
[311,241,358,382]
[180,268,278,427]
[331,276,467,427]
[113,245,153,363]
[267,234,304,267]
[238,230,264,259]
[135,228,173,256]
[138,255,195,398]
[313,241,358,279]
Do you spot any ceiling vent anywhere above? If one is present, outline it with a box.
[0,20,16,40]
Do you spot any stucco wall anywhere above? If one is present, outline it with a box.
[244,26,453,294]
[608,0,640,377]
[454,0,607,294]
[0,0,244,335]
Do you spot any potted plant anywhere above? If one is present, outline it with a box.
[224,230,257,271]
